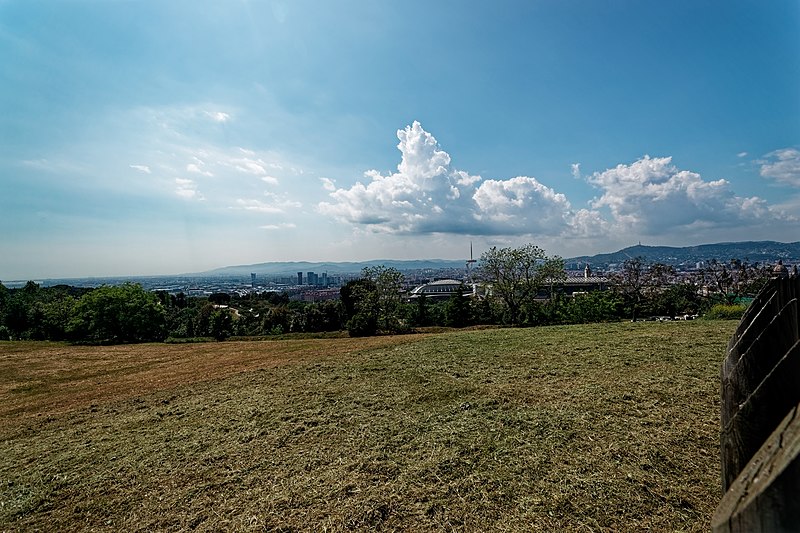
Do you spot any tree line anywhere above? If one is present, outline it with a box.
[0,245,774,344]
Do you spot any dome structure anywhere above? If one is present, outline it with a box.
[409,279,470,300]
[772,260,790,279]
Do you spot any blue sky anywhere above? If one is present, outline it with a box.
[1,1,799,279]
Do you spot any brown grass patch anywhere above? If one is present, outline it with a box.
[0,335,422,425]
[0,321,735,531]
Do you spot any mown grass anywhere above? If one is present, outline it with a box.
[0,321,734,531]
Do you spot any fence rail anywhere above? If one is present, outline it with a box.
[713,275,800,532]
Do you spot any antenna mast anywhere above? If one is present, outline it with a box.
[466,241,477,283]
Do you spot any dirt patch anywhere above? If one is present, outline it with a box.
[0,335,422,425]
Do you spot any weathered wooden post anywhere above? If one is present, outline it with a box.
[713,401,800,532]
[713,273,800,532]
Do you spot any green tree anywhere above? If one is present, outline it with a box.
[68,283,167,343]
[651,282,703,317]
[0,282,8,314]
[363,266,407,333]
[167,306,198,338]
[209,308,233,341]
[410,293,430,327]
[0,282,9,339]
[564,291,624,324]
[444,283,471,327]
[478,244,565,325]
[262,305,293,335]
[208,292,231,305]
[340,278,377,322]
[317,300,345,331]
[35,297,77,340]
[698,259,770,305]
[610,258,674,321]
[470,296,500,325]
[341,266,406,336]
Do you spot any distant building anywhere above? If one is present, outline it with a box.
[772,260,790,279]
[251,273,256,287]
[539,265,610,299]
[408,279,471,301]
[297,272,303,285]
[301,288,340,302]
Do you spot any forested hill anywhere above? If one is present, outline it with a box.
[567,241,800,268]
[206,241,800,276]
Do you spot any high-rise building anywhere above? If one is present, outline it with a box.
[251,273,256,287]
[307,272,317,286]
[297,272,303,285]
[322,272,328,287]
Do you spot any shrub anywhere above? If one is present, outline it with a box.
[347,311,377,337]
[704,303,747,320]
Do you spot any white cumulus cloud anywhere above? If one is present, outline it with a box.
[235,159,267,175]
[233,194,301,214]
[318,122,791,243]
[320,177,336,191]
[472,177,571,234]
[186,162,213,177]
[318,121,573,236]
[260,223,297,230]
[205,111,230,123]
[175,178,201,199]
[130,164,151,174]
[759,148,800,187]
[234,198,284,214]
[587,155,786,233]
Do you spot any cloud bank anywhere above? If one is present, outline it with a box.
[587,155,784,232]
[760,148,800,187]
[318,121,575,236]
[319,122,789,241]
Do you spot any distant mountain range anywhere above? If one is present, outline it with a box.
[567,241,800,268]
[205,241,800,276]
[203,259,468,277]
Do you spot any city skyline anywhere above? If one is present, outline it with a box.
[2,1,799,280]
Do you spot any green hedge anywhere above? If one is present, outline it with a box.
[704,304,747,320]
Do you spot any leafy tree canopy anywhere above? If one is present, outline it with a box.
[68,283,166,343]
[478,244,565,325]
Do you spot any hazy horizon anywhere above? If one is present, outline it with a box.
[2,1,799,280]
[4,239,800,283]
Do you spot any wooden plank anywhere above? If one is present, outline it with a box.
[728,278,778,354]
[725,290,778,365]
[713,403,800,532]
[721,299,799,431]
[725,277,799,371]
[720,340,800,491]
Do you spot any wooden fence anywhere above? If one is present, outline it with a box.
[712,275,800,532]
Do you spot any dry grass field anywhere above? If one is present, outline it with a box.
[0,321,735,531]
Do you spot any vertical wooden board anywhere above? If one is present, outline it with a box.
[724,291,779,382]
[730,279,778,352]
[721,300,799,430]
[713,404,800,532]
[720,340,800,490]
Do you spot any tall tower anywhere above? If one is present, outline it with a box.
[466,241,477,282]
[251,273,256,287]
[297,272,303,285]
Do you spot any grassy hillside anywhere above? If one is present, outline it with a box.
[0,321,735,531]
